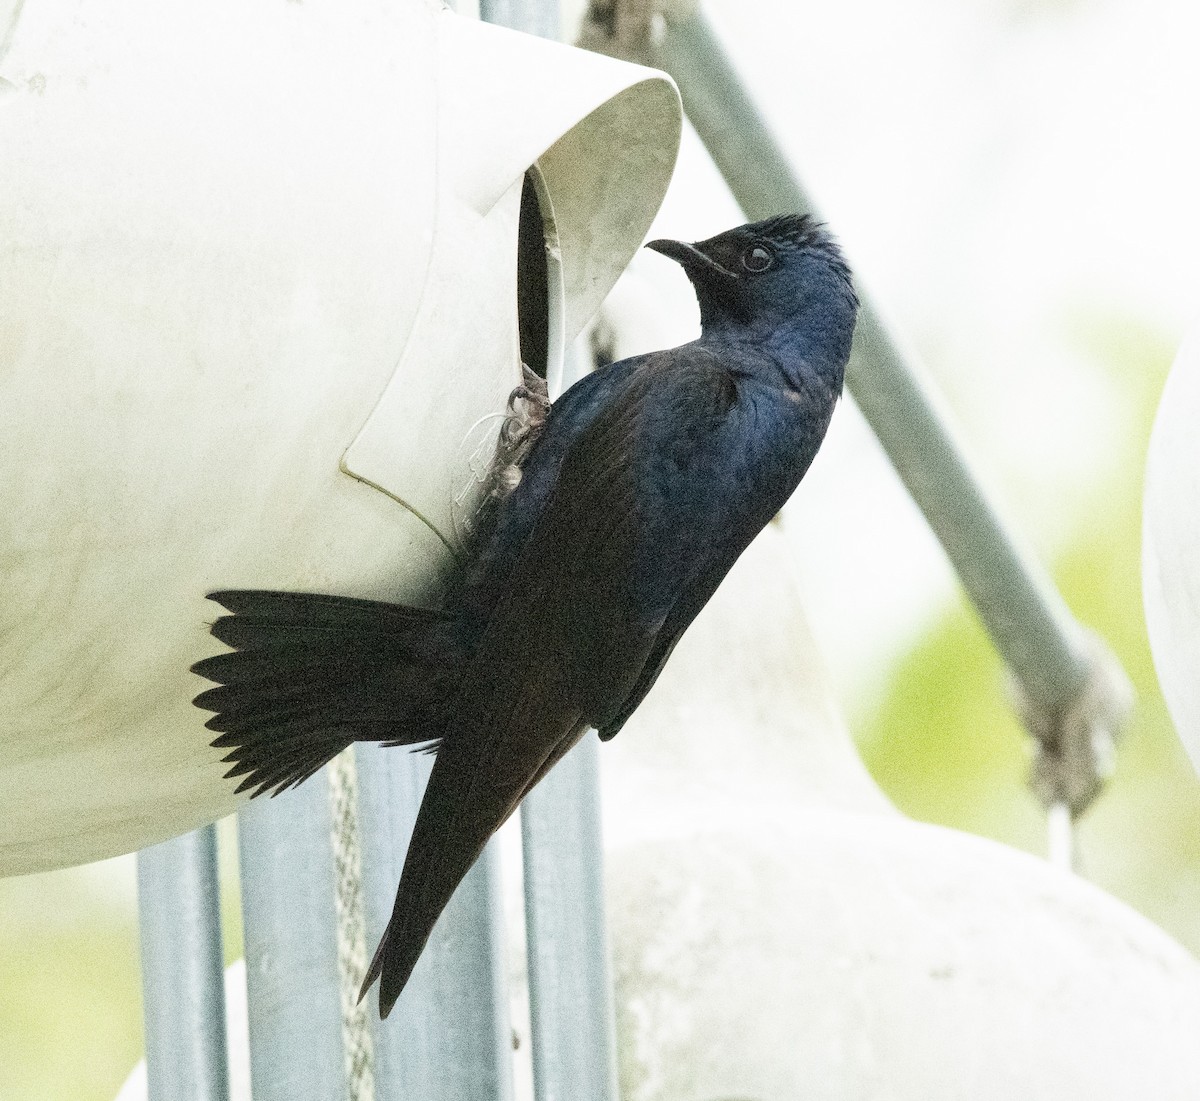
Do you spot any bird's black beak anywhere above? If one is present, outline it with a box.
[645,238,739,283]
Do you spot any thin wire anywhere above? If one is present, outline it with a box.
[1046,801,1074,872]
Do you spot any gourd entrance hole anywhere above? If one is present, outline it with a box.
[516,169,550,381]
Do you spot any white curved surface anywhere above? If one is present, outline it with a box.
[609,818,1200,1101]
[1144,333,1200,773]
[0,0,446,875]
[0,0,679,874]
[342,10,681,537]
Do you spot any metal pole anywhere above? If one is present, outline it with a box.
[1047,800,1074,872]
[521,734,619,1101]
[137,824,230,1101]
[357,744,513,1101]
[653,8,1117,739]
[478,3,622,1097]
[518,339,620,1101]
[238,776,347,1101]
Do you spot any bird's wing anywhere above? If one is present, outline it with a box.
[595,545,741,742]
[459,350,739,723]
[366,349,744,1015]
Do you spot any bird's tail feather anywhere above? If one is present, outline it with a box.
[359,671,587,1018]
[192,590,465,798]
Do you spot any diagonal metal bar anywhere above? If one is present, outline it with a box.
[650,9,1131,811]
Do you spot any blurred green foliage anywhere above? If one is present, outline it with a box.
[0,925,141,1100]
[0,865,141,1101]
[0,820,244,1101]
[857,315,1200,954]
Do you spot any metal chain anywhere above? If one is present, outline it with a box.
[328,748,376,1101]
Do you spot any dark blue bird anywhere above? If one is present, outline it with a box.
[192,213,858,1018]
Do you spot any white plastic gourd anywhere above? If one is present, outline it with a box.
[1144,333,1200,775]
[0,0,680,874]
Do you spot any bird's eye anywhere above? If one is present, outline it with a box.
[741,245,774,273]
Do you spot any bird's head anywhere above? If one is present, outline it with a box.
[646,214,858,373]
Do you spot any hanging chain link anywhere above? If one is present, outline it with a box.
[328,748,376,1101]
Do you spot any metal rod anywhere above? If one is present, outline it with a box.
[238,775,347,1101]
[478,0,559,40]
[137,824,230,1101]
[478,0,621,1095]
[653,8,1101,727]
[1047,801,1074,872]
[520,734,619,1101]
[478,0,622,1091]
[356,744,514,1101]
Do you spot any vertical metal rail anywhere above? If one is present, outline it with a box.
[521,735,619,1101]
[137,824,230,1101]
[478,0,560,39]
[480,2,623,1100]
[357,744,513,1101]
[238,776,347,1100]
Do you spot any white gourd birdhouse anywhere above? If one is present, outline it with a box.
[1144,333,1200,775]
[606,525,1200,1100]
[0,0,680,875]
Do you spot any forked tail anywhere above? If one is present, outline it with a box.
[192,590,466,798]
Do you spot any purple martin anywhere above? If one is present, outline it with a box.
[192,213,858,1018]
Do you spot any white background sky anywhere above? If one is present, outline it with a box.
[584,0,1200,718]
